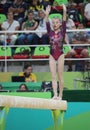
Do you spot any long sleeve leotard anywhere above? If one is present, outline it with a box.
[46,20,66,60]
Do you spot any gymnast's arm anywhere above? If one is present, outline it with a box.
[44,5,51,33]
[61,4,67,37]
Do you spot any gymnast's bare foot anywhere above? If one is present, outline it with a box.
[52,96,62,100]
[57,96,62,100]
[52,95,58,100]
[58,93,62,100]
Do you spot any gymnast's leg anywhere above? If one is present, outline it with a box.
[49,55,58,99]
[57,54,65,100]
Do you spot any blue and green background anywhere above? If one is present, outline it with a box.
[0,91,90,130]
[0,72,90,130]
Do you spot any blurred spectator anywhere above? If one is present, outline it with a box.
[0,0,6,14]
[72,23,90,48]
[8,0,28,26]
[67,3,81,27]
[68,0,85,16]
[0,84,10,92]
[0,84,3,90]
[35,9,49,45]
[2,0,13,14]
[66,14,76,29]
[66,24,90,58]
[28,0,44,20]
[66,14,76,44]
[0,11,20,45]
[18,83,28,91]
[66,23,90,71]
[40,0,52,9]
[19,64,37,82]
[69,0,84,6]
[17,10,38,45]
[83,0,90,28]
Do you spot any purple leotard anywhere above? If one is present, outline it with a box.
[46,20,66,60]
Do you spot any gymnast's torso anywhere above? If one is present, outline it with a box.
[46,21,66,60]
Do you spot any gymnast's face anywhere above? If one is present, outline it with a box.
[52,18,62,31]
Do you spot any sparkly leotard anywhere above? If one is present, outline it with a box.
[46,21,66,60]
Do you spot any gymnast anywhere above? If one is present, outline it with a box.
[44,4,67,100]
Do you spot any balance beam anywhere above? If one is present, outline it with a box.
[0,95,67,110]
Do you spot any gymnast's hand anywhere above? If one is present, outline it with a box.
[62,4,67,21]
[62,4,67,13]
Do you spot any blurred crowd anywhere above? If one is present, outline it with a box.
[0,0,90,72]
[0,0,90,45]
